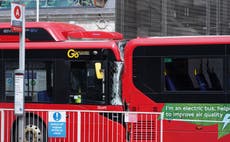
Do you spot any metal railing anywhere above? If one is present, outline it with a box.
[0,108,164,142]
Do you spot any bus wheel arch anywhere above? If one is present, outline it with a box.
[11,113,47,142]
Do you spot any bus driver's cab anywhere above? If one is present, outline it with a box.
[67,48,123,105]
[69,61,105,104]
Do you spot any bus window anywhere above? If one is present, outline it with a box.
[69,61,87,103]
[133,45,226,103]
[25,62,50,102]
[164,58,223,91]
[227,56,230,91]
[4,61,51,103]
[1,49,117,105]
[133,57,161,93]
[70,62,86,93]
[69,61,105,104]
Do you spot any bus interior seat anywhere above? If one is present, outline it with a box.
[207,61,222,90]
[164,69,194,91]
[164,70,176,91]
[194,68,209,91]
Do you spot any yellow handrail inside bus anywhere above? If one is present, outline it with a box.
[95,62,104,79]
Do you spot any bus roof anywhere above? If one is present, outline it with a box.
[0,22,123,42]
[0,22,85,41]
[126,35,230,48]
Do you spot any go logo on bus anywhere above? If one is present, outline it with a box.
[67,49,79,59]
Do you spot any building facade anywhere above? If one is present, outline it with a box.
[116,0,230,38]
[0,0,115,31]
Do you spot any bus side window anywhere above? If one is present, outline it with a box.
[25,62,51,103]
[227,56,230,91]
[164,69,176,91]
[164,58,194,91]
[164,58,223,91]
[207,60,222,90]
[0,61,3,101]
[194,61,209,91]
[190,58,223,91]
[3,61,53,103]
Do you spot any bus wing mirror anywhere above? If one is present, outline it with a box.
[95,62,104,79]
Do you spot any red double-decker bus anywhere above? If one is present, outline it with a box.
[123,36,230,142]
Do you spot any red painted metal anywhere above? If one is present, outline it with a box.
[122,36,230,142]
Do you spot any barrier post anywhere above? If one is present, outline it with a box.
[0,110,4,142]
[77,111,81,142]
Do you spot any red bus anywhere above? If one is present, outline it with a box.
[123,36,230,142]
[0,22,126,142]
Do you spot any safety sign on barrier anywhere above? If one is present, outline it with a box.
[48,111,66,137]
